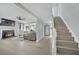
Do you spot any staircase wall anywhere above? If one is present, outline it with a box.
[59,3,79,43]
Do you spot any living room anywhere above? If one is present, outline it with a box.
[0,3,52,55]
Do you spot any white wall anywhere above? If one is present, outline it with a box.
[14,22,19,37]
[52,7,59,17]
[36,19,44,42]
[59,3,79,41]
[52,4,60,17]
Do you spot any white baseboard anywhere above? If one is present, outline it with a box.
[60,16,79,43]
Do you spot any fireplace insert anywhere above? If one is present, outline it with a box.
[2,30,15,39]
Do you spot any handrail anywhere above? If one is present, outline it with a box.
[60,16,79,48]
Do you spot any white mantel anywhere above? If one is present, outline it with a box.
[0,20,26,39]
[0,26,16,39]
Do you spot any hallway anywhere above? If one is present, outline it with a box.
[0,36,52,55]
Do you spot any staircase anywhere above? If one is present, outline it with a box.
[54,16,79,55]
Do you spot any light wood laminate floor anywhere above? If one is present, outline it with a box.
[0,36,52,55]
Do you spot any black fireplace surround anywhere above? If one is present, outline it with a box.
[2,30,15,39]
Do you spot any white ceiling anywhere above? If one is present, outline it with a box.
[0,3,55,23]
[0,3,37,23]
[21,3,53,23]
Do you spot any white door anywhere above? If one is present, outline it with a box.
[44,25,50,36]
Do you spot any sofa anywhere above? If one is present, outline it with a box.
[23,31,36,41]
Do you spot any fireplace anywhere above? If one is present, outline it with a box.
[2,30,15,39]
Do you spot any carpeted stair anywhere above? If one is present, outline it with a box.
[54,16,79,55]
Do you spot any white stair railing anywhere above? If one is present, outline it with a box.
[52,18,57,55]
[60,16,79,48]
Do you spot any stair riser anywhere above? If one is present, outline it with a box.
[56,29,69,31]
[57,35,71,39]
[57,33,71,35]
[56,29,69,30]
[55,22,65,23]
[55,24,66,25]
[57,41,78,48]
[57,35,72,37]
[57,36,73,38]
[54,21,64,22]
[55,26,67,28]
[56,31,69,33]
[57,31,70,33]
[56,30,69,32]
[56,28,68,29]
[57,48,79,55]
[57,33,71,36]
[54,23,66,25]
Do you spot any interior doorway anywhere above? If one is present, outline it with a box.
[44,25,50,36]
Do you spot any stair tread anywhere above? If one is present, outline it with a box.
[57,39,74,41]
[56,40,75,43]
[57,46,79,51]
[57,35,73,37]
[57,36,73,37]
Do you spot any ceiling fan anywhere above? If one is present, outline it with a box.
[16,16,25,20]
